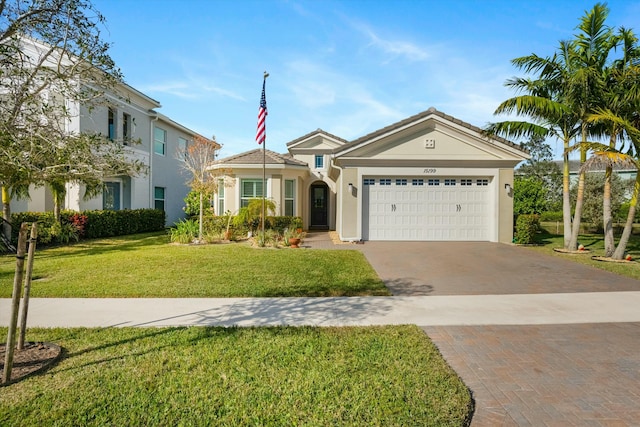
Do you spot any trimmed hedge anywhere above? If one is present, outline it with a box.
[9,209,165,245]
[83,209,165,238]
[539,211,563,222]
[515,214,540,244]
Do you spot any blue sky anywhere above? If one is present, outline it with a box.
[92,0,640,159]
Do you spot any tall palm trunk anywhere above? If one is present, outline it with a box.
[612,173,640,260]
[567,171,586,250]
[562,146,572,248]
[568,126,590,251]
[602,165,614,256]
[603,133,618,257]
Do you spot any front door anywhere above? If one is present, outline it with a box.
[310,184,328,229]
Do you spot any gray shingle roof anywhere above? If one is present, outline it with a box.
[334,107,526,154]
[216,148,308,166]
[286,128,349,147]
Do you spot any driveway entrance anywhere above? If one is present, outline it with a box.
[358,241,640,295]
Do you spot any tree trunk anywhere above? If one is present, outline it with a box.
[198,191,204,241]
[602,165,614,257]
[2,223,28,384]
[567,171,586,251]
[18,223,38,350]
[562,149,572,248]
[2,186,11,241]
[612,174,640,260]
[53,193,62,223]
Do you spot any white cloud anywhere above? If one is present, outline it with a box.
[348,19,430,63]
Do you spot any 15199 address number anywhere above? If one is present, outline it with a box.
[423,168,437,174]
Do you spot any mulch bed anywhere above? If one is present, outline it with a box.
[591,256,635,263]
[0,342,62,386]
[553,248,592,254]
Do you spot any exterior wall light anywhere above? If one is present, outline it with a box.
[504,183,513,195]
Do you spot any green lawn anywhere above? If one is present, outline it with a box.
[0,232,389,298]
[529,230,640,280]
[0,326,472,426]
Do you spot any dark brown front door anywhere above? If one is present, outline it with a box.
[310,184,329,229]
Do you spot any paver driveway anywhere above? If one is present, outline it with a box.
[358,240,640,295]
[355,239,640,426]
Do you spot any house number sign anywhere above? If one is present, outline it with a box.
[423,168,437,174]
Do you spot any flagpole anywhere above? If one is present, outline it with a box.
[260,72,269,238]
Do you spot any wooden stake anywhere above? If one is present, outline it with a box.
[2,222,28,384]
[18,223,38,350]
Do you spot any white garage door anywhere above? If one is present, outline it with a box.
[363,177,491,241]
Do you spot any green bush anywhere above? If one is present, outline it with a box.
[540,211,563,222]
[10,212,57,245]
[83,209,165,238]
[9,209,165,245]
[169,219,199,244]
[515,214,540,244]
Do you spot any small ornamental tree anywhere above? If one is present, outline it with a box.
[177,135,221,242]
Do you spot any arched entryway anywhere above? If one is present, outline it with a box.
[309,182,329,230]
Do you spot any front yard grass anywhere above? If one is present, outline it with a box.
[0,325,471,426]
[529,230,640,280]
[0,232,389,298]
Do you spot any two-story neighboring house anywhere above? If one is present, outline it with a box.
[212,108,528,243]
[5,38,216,226]
[11,81,214,226]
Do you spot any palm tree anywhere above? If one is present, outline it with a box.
[597,28,640,256]
[487,3,621,251]
[485,47,581,249]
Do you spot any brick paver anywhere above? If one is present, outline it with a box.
[424,323,640,426]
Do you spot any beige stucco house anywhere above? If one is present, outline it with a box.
[213,107,529,243]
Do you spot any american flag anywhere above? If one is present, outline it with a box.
[256,78,267,145]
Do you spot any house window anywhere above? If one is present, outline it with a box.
[444,179,456,186]
[477,179,489,186]
[241,179,264,207]
[363,178,375,186]
[315,155,324,169]
[154,127,166,155]
[395,179,407,186]
[122,113,131,144]
[284,179,295,216]
[108,107,116,140]
[379,178,391,186]
[217,179,225,215]
[103,182,121,210]
[428,179,440,186]
[178,137,188,158]
[154,187,165,211]
[412,179,424,186]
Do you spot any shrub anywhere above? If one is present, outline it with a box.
[515,214,540,244]
[10,212,57,245]
[10,209,165,245]
[83,209,165,238]
[540,211,563,222]
[169,219,199,244]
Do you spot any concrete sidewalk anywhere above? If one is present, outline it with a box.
[3,291,640,328]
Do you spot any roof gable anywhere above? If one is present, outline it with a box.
[286,129,348,151]
[334,107,529,162]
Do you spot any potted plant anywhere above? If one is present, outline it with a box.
[285,228,304,248]
[291,216,303,234]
